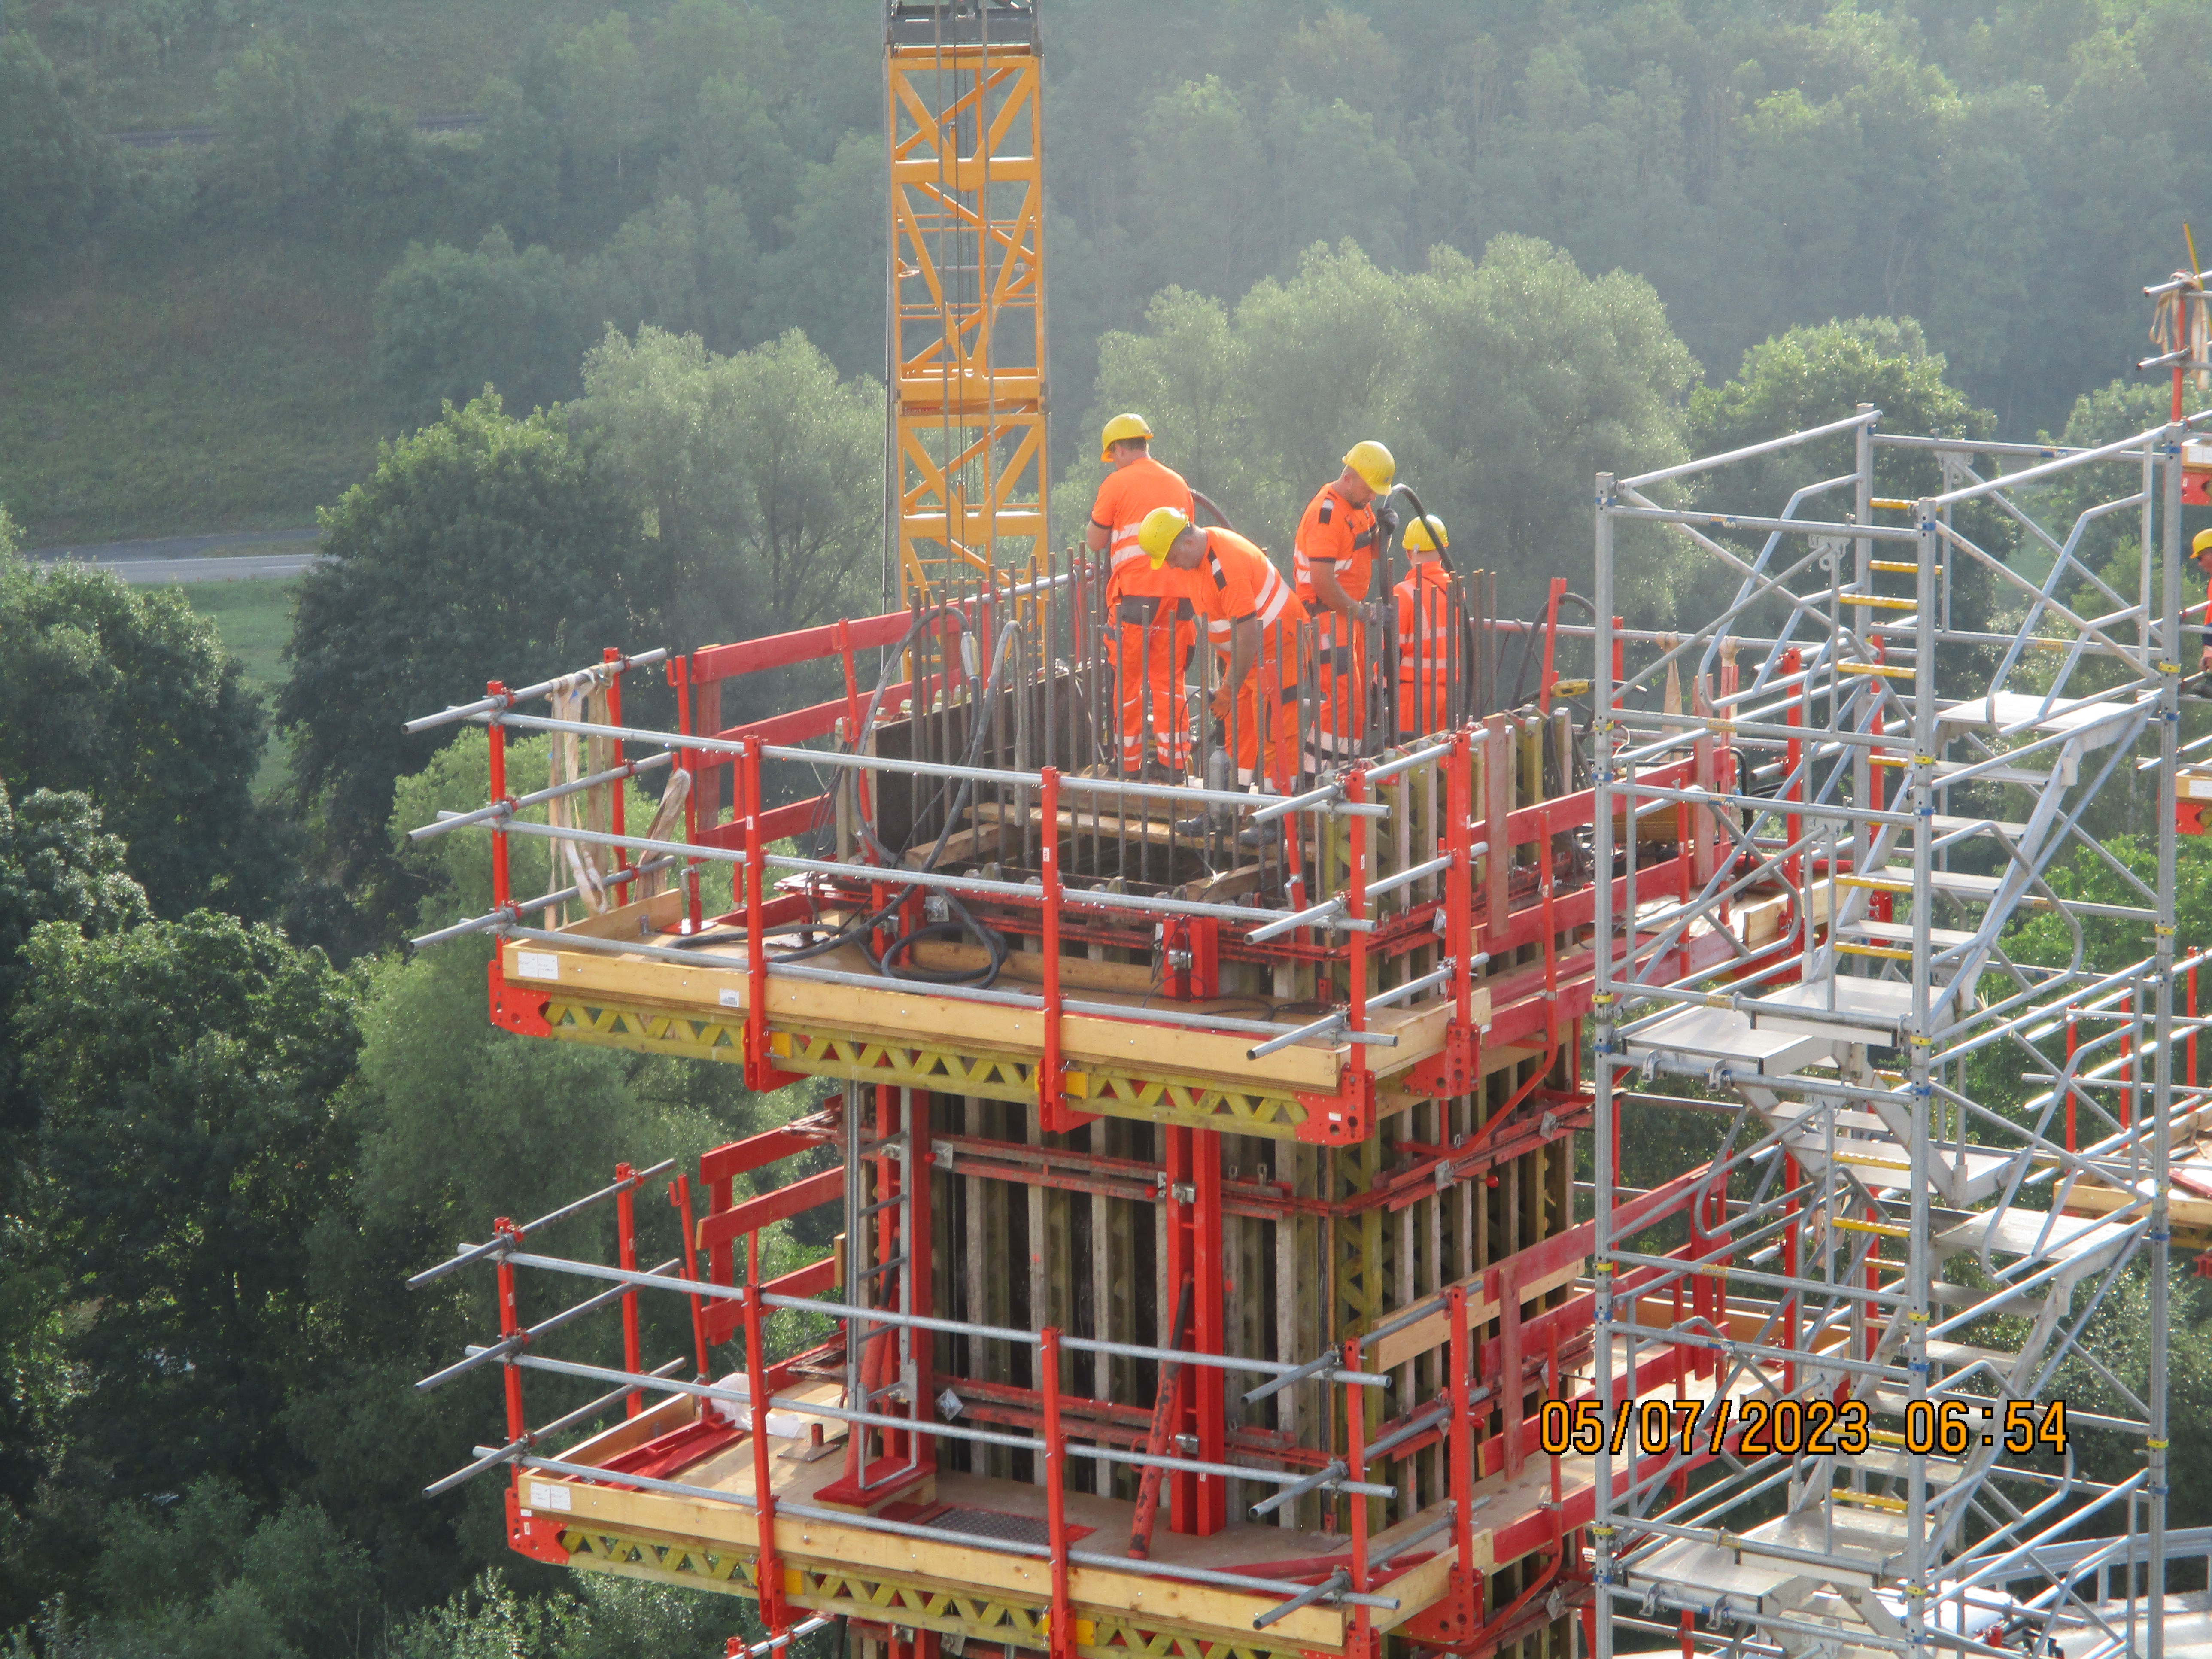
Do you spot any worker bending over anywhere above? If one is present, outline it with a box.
[1138,507,1307,801]
[1088,413,1197,778]
[1294,440,1397,768]
[1394,514,1453,736]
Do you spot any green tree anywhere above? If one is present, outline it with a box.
[281,393,653,936]
[0,32,109,285]
[372,228,592,419]
[0,783,147,1631]
[214,34,325,224]
[553,12,645,194]
[0,551,281,919]
[1067,237,1695,615]
[581,325,884,643]
[1673,316,2005,632]
[747,131,888,379]
[14,911,362,1503]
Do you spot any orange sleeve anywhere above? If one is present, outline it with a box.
[1090,469,1122,529]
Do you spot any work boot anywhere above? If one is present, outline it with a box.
[1236,819,1282,851]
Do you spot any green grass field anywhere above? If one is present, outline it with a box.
[0,242,388,545]
[24,0,665,128]
[166,573,301,796]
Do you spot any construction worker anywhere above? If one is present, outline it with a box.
[1089,413,1198,777]
[1294,441,1398,768]
[1394,514,1454,736]
[1139,507,1307,798]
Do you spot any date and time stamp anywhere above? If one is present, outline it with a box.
[1537,1395,2071,1460]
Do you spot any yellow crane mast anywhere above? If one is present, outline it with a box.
[886,0,1049,609]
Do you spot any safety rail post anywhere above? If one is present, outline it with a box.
[1042,1326,1075,1659]
[671,656,704,931]
[1346,766,1372,1081]
[741,738,771,1091]
[2067,1007,2079,1152]
[2192,966,2200,1090]
[1782,648,1802,890]
[1039,766,1067,1129]
[1445,1286,1477,1603]
[1446,732,1476,1090]
[671,1174,710,1379]
[743,1232,791,1634]
[602,648,629,875]
[486,683,511,910]
[1345,1335,1374,1659]
[494,1219,526,1447]
[616,1164,642,1416]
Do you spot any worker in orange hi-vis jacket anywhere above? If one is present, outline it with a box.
[1393,513,1454,737]
[1088,413,1199,776]
[1138,507,1307,805]
[1293,440,1397,769]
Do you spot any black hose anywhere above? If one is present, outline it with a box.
[764,604,1013,988]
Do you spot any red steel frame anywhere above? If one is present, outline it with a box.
[453,602,1808,1659]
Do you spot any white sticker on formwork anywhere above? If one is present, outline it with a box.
[719,988,743,1009]
[516,951,561,981]
[527,1481,572,1512]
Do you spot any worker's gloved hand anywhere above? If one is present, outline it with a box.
[1372,501,1400,539]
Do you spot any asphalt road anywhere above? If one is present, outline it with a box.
[27,528,325,583]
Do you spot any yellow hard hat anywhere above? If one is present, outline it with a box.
[1343,439,1395,492]
[2194,527,2212,562]
[1139,506,1193,568]
[1100,412,1154,462]
[1403,515,1447,554]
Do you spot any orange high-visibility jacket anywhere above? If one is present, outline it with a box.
[1394,560,1453,735]
[1292,481,1382,607]
[1092,456,1196,604]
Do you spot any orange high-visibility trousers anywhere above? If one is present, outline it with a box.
[1111,594,1196,775]
[1307,611,1368,766]
[1213,629,1302,792]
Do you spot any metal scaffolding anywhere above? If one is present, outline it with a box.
[1589,403,2205,1659]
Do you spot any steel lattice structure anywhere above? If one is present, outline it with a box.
[1589,405,2204,1659]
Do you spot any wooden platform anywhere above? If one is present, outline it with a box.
[500,890,1495,1143]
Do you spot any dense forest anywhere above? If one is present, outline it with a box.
[5,2,2212,1655]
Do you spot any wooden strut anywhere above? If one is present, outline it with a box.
[1124,1272,1193,1559]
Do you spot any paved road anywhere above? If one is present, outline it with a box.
[28,528,325,584]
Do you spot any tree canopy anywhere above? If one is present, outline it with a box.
[0,551,282,920]
[281,392,653,928]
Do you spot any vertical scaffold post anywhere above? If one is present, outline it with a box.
[494,1218,526,1447]
[616,1163,641,1416]
[1445,1285,1476,1597]
[603,648,628,874]
[672,1174,710,1379]
[1345,1335,1374,1659]
[744,1233,790,1634]
[486,683,511,911]
[1589,471,1619,1659]
[741,738,771,1090]
[1782,647,1803,891]
[1039,766,1066,1128]
[672,657,703,932]
[1042,1326,1074,1659]
[1346,766,1372,1081]
[1446,732,1477,1091]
